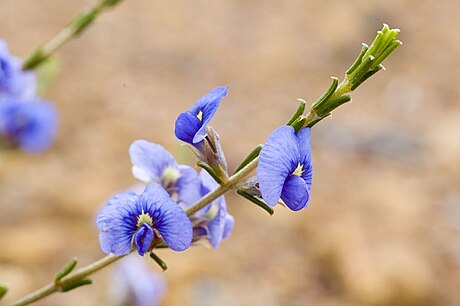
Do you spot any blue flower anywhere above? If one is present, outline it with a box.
[174,86,228,145]
[96,183,193,256]
[108,256,166,306]
[0,39,37,101]
[257,126,313,211]
[0,99,58,153]
[190,170,234,248]
[129,140,201,205]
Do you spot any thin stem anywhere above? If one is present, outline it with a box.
[22,0,123,70]
[8,158,259,306]
[186,157,259,215]
[8,255,123,306]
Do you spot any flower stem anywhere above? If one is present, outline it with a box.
[8,254,123,306]
[7,158,259,306]
[22,0,124,70]
[185,157,259,215]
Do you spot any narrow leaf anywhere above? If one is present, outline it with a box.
[237,190,274,215]
[233,145,263,174]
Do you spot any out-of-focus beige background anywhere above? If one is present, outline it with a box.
[1,0,459,305]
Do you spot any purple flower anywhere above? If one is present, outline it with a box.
[174,86,228,145]
[108,256,166,306]
[257,126,313,211]
[96,183,193,256]
[0,99,58,153]
[190,170,234,248]
[0,39,37,101]
[129,140,201,205]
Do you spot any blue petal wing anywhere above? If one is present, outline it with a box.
[142,184,192,252]
[257,125,300,205]
[174,111,202,144]
[192,86,228,143]
[96,191,139,255]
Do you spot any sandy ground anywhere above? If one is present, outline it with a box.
[0,0,459,305]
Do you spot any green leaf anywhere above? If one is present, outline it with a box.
[197,161,222,184]
[60,278,92,292]
[237,190,274,215]
[55,258,78,282]
[287,99,306,125]
[233,145,263,174]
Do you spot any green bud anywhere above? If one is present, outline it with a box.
[287,99,307,126]
[346,24,402,90]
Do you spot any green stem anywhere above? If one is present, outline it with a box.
[186,157,259,215]
[8,254,122,306]
[22,0,123,70]
[8,157,260,306]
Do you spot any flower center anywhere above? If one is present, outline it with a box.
[292,163,304,176]
[197,110,203,121]
[203,204,219,220]
[137,212,153,228]
[161,166,181,187]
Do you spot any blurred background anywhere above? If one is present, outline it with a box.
[1,0,459,305]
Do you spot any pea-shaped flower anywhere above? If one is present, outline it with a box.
[96,183,193,256]
[174,86,228,145]
[0,39,37,101]
[257,126,313,211]
[129,140,201,205]
[0,99,58,153]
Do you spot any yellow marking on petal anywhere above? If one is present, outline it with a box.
[137,212,153,228]
[292,163,304,176]
[162,166,181,187]
[203,204,219,220]
[197,110,203,121]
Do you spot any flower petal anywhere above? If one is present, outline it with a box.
[177,165,201,205]
[96,191,140,255]
[129,140,176,183]
[174,111,202,144]
[0,99,58,153]
[222,214,235,240]
[134,223,154,256]
[257,125,300,205]
[296,127,313,195]
[281,175,310,211]
[141,184,192,251]
[0,40,37,101]
[207,199,228,249]
[111,257,166,306]
[191,86,228,143]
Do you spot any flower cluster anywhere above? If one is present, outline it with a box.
[96,86,314,259]
[97,87,237,257]
[0,39,58,153]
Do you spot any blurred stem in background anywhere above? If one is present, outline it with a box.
[22,0,124,70]
[5,24,401,306]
